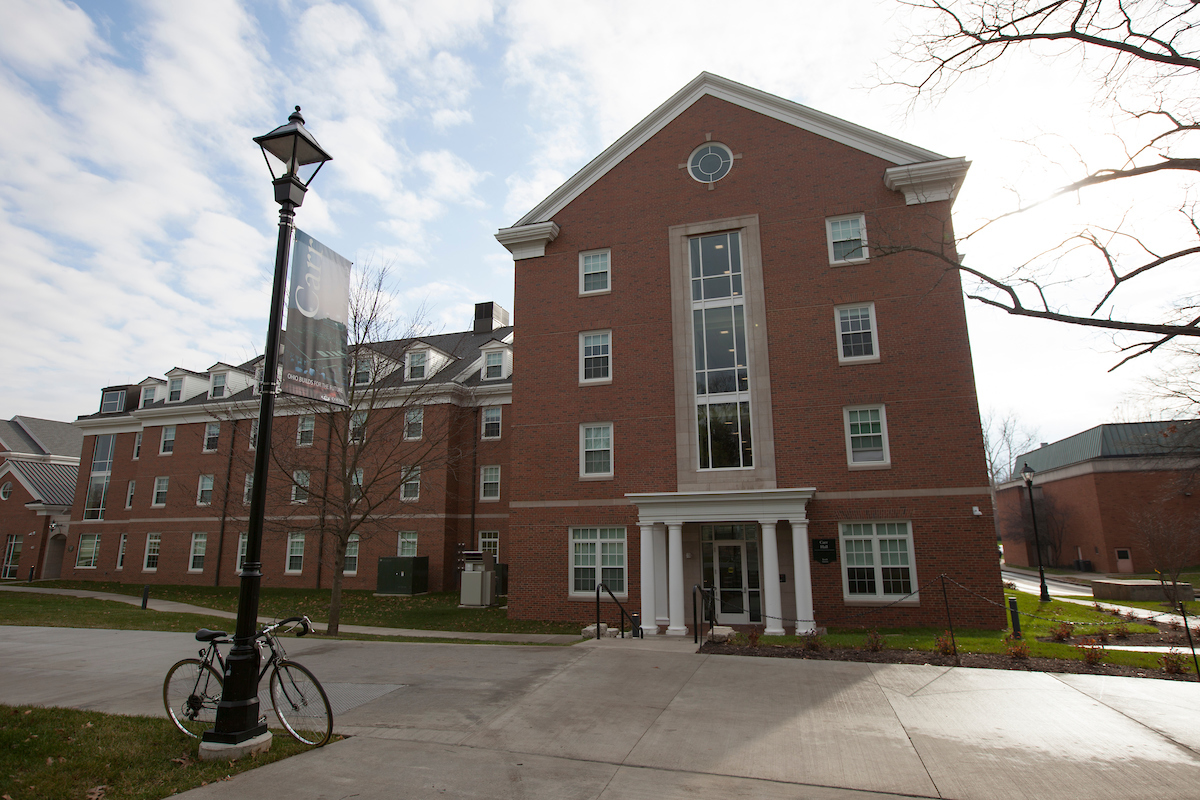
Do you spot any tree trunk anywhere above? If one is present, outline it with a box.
[327,536,346,636]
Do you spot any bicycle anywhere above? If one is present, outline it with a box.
[163,615,333,746]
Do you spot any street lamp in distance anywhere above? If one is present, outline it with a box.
[198,106,332,761]
[1020,462,1052,603]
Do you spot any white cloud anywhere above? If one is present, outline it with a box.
[0,0,105,77]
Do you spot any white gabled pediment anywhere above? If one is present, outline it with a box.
[512,72,950,228]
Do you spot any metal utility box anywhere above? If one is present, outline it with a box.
[376,556,429,595]
[460,550,495,607]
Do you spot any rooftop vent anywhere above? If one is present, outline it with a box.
[474,302,510,334]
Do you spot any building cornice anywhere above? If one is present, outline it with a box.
[997,456,1200,490]
[495,221,560,261]
[626,487,816,525]
[883,157,972,206]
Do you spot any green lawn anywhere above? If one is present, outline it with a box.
[0,704,312,800]
[0,591,237,633]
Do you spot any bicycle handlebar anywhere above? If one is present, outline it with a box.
[258,615,312,639]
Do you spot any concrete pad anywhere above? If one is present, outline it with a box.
[872,663,1200,800]
[626,655,938,797]
[1053,672,1200,751]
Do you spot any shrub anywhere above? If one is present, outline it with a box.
[935,630,956,655]
[1075,637,1105,665]
[1003,581,1016,590]
[1160,649,1191,675]
[1094,626,1110,644]
[747,628,761,647]
[801,633,824,652]
[728,632,748,647]
[1050,622,1074,642]
[863,629,886,652]
[1005,634,1030,660]
[1114,623,1130,639]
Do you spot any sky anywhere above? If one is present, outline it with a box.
[1,0,1193,447]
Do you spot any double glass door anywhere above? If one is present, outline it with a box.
[701,524,761,624]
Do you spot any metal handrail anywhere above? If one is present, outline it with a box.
[692,584,716,644]
[594,583,640,639]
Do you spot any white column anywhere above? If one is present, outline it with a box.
[639,523,658,636]
[760,521,784,635]
[653,525,669,627]
[792,520,815,634]
[667,522,686,635]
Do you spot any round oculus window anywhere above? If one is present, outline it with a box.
[0,482,11,500]
[688,143,733,183]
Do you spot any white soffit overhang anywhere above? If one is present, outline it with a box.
[512,72,950,228]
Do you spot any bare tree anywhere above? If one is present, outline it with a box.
[982,408,1041,487]
[1004,489,1069,566]
[884,0,1200,366]
[1129,506,1200,604]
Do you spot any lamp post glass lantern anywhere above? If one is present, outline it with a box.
[1020,462,1052,603]
[199,106,332,756]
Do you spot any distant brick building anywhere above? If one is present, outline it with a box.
[495,74,1004,632]
[997,421,1200,575]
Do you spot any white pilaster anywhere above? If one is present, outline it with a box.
[667,522,686,635]
[792,520,815,634]
[653,524,669,626]
[760,521,784,635]
[639,523,658,636]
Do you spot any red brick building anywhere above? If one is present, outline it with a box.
[62,304,512,592]
[997,421,1200,575]
[496,73,1003,632]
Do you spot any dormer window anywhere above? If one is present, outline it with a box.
[353,360,371,385]
[254,366,263,395]
[100,390,125,414]
[140,387,156,408]
[210,373,226,398]
[168,378,183,402]
[484,352,503,380]
[408,352,426,380]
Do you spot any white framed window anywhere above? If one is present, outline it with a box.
[243,473,254,505]
[125,480,135,509]
[344,534,360,574]
[352,467,364,501]
[297,415,315,447]
[580,423,613,479]
[480,465,500,500]
[688,142,734,184]
[140,386,156,408]
[203,422,220,452]
[2,533,20,579]
[254,366,264,395]
[116,533,127,570]
[827,214,868,264]
[579,331,611,384]
[249,419,259,450]
[835,303,879,363]
[349,411,367,444]
[143,533,161,571]
[479,530,499,559]
[840,522,916,601]
[408,352,426,380]
[483,352,503,380]
[237,532,248,571]
[397,531,418,557]
[210,373,226,398]
[133,432,141,460]
[843,405,890,468]
[482,407,501,439]
[579,249,611,295]
[83,434,114,520]
[353,358,372,385]
[286,532,305,573]
[153,476,169,507]
[160,426,175,455]
[168,377,183,402]
[570,527,625,596]
[196,474,214,506]
[75,534,100,569]
[0,482,10,501]
[404,408,423,440]
[292,470,309,503]
[100,390,125,414]
[402,467,420,502]
[189,532,207,572]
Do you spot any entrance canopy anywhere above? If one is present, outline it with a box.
[626,487,815,525]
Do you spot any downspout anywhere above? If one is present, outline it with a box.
[214,419,239,586]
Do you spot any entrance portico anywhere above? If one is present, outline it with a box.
[627,488,816,636]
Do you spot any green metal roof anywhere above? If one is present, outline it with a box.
[1016,420,1200,474]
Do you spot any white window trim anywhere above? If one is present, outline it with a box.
[189,532,207,573]
[243,473,253,505]
[285,532,305,574]
[481,407,502,440]
[203,422,220,453]
[296,415,315,447]
[479,530,499,560]
[401,467,420,503]
[143,533,161,572]
[579,248,612,296]
[140,387,156,408]
[407,351,428,380]
[291,470,310,504]
[482,351,504,381]
[237,532,248,571]
[397,530,418,557]
[168,378,183,403]
[579,422,614,480]
[159,426,175,455]
[75,533,100,569]
[125,480,135,509]
[100,390,125,414]
[843,405,891,470]
[579,330,612,385]
[404,408,424,441]
[152,476,169,507]
[343,533,360,575]
[827,213,869,265]
[835,302,881,365]
[838,521,919,604]
[210,373,227,398]
[480,465,500,502]
[568,526,627,599]
[116,533,127,570]
[196,475,214,506]
[133,432,141,460]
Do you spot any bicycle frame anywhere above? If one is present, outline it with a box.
[187,617,307,701]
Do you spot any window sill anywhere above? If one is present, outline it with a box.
[838,356,880,366]
[568,592,628,602]
[188,569,204,574]
[579,474,614,481]
[403,437,423,442]
[847,461,891,471]
[75,566,97,570]
[159,452,173,457]
[843,595,920,606]
[579,288,611,297]
[151,504,166,509]
[579,378,613,387]
[142,568,158,573]
[830,257,870,267]
[481,435,501,441]
[479,497,500,503]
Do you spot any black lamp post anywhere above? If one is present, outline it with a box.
[1020,462,1052,603]
[199,107,332,757]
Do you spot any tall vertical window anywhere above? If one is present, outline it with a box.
[168,378,183,402]
[243,473,254,505]
[196,475,214,505]
[140,386,156,408]
[344,534,360,574]
[405,408,423,440]
[84,434,115,520]
[125,480,136,509]
[249,419,259,449]
[570,527,625,595]
[133,432,141,459]
[349,412,367,444]
[292,471,309,503]
[210,373,226,398]
[480,466,500,500]
[75,534,100,568]
[483,352,503,379]
[402,467,420,501]
[352,468,364,501]
[827,214,868,263]
[203,422,220,452]
[237,532,248,571]
[840,522,915,600]
[296,415,315,446]
[836,303,879,363]
[397,531,418,557]
[580,332,611,383]
[482,407,501,439]
[153,476,169,506]
[479,531,499,559]
[144,533,161,570]
[580,249,610,294]
[844,405,890,467]
[160,426,175,454]
[116,533,127,570]
[690,231,753,469]
[408,352,426,379]
[286,533,305,573]
[3,534,23,579]
[189,533,207,572]
[580,424,613,478]
[100,390,125,413]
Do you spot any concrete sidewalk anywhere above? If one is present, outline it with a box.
[3,625,1200,799]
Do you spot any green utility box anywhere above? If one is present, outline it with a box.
[376,556,429,595]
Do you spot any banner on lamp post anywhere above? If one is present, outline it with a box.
[280,229,351,406]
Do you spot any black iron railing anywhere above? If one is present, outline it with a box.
[693,584,716,644]
[595,583,641,639]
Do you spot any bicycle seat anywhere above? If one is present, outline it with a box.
[195,629,228,642]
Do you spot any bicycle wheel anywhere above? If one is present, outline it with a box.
[270,660,332,746]
[163,658,223,738]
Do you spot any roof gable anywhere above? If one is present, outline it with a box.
[514,72,947,227]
